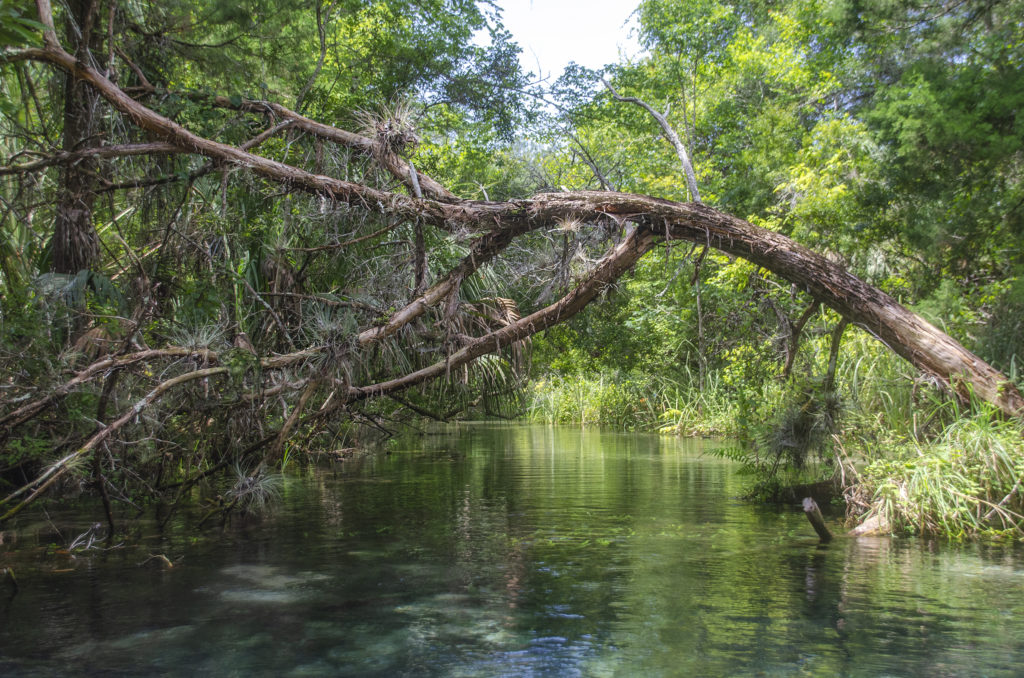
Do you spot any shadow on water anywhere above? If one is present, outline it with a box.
[2,423,1024,676]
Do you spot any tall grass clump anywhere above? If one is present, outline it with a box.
[854,406,1024,539]
[834,330,921,439]
[526,372,667,430]
[526,364,750,433]
[654,367,740,437]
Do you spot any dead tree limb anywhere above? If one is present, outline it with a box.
[803,497,834,543]
[603,78,701,202]
[0,366,228,521]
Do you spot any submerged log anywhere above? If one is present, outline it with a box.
[803,497,834,543]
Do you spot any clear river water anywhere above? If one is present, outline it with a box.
[2,423,1024,676]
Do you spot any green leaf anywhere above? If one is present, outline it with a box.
[0,4,43,48]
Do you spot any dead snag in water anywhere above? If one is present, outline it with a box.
[803,497,833,543]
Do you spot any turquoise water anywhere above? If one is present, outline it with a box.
[2,424,1023,676]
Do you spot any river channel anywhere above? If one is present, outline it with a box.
[2,424,1023,676]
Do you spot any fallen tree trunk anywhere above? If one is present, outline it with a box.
[530,193,1024,419]
[7,38,1023,419]
[6,0,1023,427]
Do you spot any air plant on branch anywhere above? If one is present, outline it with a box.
[355,98,420,161]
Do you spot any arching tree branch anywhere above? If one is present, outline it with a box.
[7,0,1021,427]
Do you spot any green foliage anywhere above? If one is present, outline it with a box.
[1,0,1022,542]
[0,0,538,508]
[0,1,43,48]
[975,275,1024,378]
[526,372,665,430]
[755,375,841,471]
[521,0,1024,540]
[858,407,1024,539]
[34,270,126,316]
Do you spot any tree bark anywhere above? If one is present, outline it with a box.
[51,0,102,273]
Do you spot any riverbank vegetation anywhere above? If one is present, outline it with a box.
[1,0,1022,539]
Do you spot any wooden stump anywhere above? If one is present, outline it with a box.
[803,497,833,543]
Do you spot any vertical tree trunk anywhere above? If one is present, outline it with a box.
[695,261,706,391]
[51,0,101,274]
[413,220,427,295]
[783,302,820,379]
[822,318,849,394]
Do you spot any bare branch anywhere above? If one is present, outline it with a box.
[294,0,329,113]
[0,142,182,175]
[603,78,701,202]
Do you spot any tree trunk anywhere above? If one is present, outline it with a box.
[51,0,101,274]
[823,318,849,394]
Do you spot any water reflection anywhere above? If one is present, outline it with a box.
[1,424,1023,676]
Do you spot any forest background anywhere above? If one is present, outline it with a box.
[1,0,1023,539]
